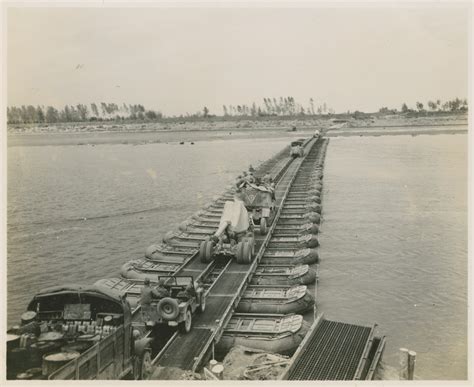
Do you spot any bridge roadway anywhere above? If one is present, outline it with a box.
[128,141,302,324]
[152,140,315,372]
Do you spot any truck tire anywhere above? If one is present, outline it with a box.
[179,309,192,333]
[157,298,179,320]
[135,350,152,380]
[200,240,214,263]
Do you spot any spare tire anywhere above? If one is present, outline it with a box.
[157,298,179,320]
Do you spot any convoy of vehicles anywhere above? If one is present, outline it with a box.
[7,138,341,381]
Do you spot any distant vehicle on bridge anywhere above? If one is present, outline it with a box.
[290,140,305,158]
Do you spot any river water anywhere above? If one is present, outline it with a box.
[7,137,291,324]
[7,133,467,379]
[318,134,467,380]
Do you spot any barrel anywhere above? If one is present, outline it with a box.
[21,311,37,325]
[6,334,20,351]
[9,347,29,376]
[30,341,63,368]
[104,315,113,325]
[42,352,80,376]
[28,343,42,368]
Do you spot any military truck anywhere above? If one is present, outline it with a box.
[6,285,153,380]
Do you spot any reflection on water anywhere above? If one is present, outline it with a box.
[318,134,467,380]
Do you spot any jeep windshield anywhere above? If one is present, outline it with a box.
[158,276,193,287]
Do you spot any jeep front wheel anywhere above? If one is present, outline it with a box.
[179,309,192,333]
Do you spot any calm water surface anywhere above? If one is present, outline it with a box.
[7,134,467,379]
[7,138,290,324]
[319,134,467,380]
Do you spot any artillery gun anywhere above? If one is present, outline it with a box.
[199,198,255,264]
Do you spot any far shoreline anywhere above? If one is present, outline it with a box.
[6,123,467,147]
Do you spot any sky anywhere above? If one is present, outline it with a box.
[6,4,469,116]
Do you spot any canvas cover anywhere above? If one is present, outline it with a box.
[219,200,250,233]
[244,184,274,208]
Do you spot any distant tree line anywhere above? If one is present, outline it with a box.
[7,103,163,124]
[175,97,333,119]
[219,97,334,118]
[379,98,468,115]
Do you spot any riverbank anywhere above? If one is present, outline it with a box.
[6,113,467,147]
[7,123,468,148]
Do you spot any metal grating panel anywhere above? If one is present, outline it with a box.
[287,319,371,380]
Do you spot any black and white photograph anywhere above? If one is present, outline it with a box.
[2,0,471,383]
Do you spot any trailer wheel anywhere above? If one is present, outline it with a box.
[200,240,214,263]
[259,217,267,235]
[179,309,192,333]
[157,298,179,320]
[242,241,253,264]
[137,350,152,380]
[235,242,244,264]
[241,236,255,255]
